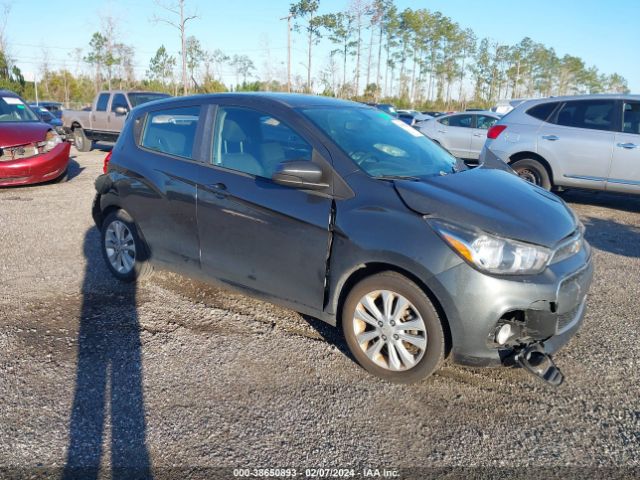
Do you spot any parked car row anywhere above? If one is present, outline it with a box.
[419,111,501,162]
[482,94,640,195]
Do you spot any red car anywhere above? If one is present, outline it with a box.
[0,90,71,187]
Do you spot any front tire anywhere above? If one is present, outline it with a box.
[342,272,445,384]
[73,127,93,152]
[101,210,153,282]
[511,158,551,190]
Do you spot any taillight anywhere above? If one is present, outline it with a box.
[487,125,507,140]
[103,150,113,174]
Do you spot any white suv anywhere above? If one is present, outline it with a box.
[480,95,640,195]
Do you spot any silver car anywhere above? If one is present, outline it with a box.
[419,111,501,161]
[480,94,640,194]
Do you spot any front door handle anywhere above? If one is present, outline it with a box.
[617,142,639,149]
[542,135,559,141]
[437,130,446,134]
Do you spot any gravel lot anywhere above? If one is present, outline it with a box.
[1,147,639,478]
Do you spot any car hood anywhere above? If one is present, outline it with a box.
[394,168,577,247]
[0,122,50,148]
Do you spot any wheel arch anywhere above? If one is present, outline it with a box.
[334,262,453,358]
[509,151,555,185]
[97,203,152,263]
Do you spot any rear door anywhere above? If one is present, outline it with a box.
[538,99,616,189]
[607,100,640,193]
[92,93,110,131]
[120,104,204,269]
[107,93,128,133]
[470,114,499,159]
[436,114,474,158]
[195,102,333,310]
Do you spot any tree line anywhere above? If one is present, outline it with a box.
[0,0,630,111]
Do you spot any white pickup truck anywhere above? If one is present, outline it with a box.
[62,90,170,151]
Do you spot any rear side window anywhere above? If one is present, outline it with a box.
[446,114,473,128]
[553,100,615,131]
[141,106,200,159]
[476,115,498,130]
[96,94,110,112]
[623,102,640,135]
[527,102,559,121]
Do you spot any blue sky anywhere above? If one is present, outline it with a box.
[5,0,639,93]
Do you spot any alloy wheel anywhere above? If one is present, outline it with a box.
[104,220,136,274]
[353,290,427,371]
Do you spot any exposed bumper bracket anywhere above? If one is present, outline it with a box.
[515,343,564,387]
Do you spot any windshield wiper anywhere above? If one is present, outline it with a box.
[374,175,421,181]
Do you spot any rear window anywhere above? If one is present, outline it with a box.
[553,100,615,131]
[141,106,200,159]
[445,114,473,128]
[526,102,559,121]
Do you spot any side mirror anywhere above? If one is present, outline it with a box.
[271,160,328,190]
[114,106,128,116]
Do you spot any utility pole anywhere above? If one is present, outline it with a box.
[280,14,292,92]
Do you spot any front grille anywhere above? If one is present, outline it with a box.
[0,143,43,162]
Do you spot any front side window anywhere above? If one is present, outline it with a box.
[476,115,498,130]
[301,106,456,179]
[141,106,200,159]
[622,102,640,135]
[447,114,473,128]
[96,94,110,112]
[211,106,312,178]
[554,100,615,131]
[111,94,128,112]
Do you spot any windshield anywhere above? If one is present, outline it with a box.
[128,93,171,107]
[301,107,457,179]
[0,96,39,122]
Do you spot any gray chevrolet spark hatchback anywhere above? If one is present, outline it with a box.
[93,93,593,385]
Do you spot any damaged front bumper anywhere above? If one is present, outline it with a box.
[430,243,593,383]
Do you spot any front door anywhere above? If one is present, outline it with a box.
[196,104,332,310]
[607,100,640,194]
[107,93,128,134]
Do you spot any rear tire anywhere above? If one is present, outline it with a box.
[342,271,445,384]
[101,210,153,283]
[511,158,551,190]
[73,127,93,152]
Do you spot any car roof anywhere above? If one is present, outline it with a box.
[0,90,20,97]
[441,110,498,117]
[139,92,367,110]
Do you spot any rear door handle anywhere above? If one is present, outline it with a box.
[617,142,639,149]
[437,129,446,133]
[473,133,485,137]
[542,135,559,141]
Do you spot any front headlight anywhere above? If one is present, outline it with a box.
[41,130,62,152]
[428,219,551,275]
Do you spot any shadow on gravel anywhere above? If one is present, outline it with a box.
[582,216,640,258]
[66,158,85,181]
[302,314,355,363]
[63,228,152,480]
